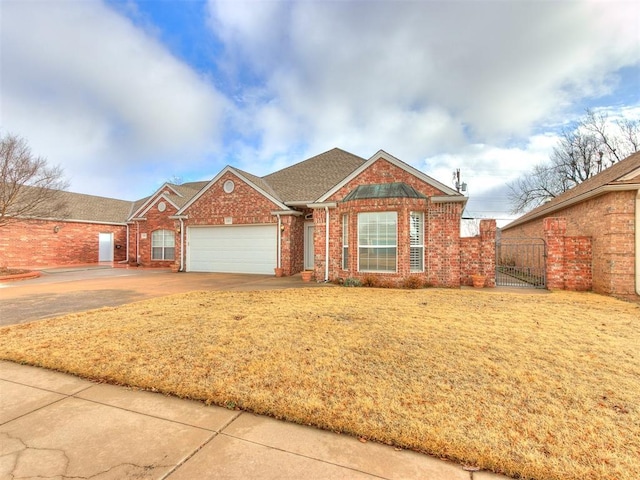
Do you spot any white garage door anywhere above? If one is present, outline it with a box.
[187,225,277,274]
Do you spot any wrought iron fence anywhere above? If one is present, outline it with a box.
[496,238,546,288]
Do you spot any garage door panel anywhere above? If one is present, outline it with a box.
[188,226,277,274]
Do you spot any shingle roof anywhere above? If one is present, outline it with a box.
[8,186,135,224]
[503,150,640,230]
[262,148,366,203]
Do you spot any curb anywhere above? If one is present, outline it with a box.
[0,271,41,282]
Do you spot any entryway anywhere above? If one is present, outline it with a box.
[304,223,315,270]
[98,233,114,262]
[495,237,546,288]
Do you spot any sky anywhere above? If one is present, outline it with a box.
[1,0,639,227]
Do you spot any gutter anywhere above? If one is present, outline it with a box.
[276,214,282,269]
[170,215,188,272]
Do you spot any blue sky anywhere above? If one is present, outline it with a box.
[2,0,639,226]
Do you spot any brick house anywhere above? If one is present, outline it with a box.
[130,148,467,286]
[0,189,131,268]
[501,151,640,300]
[2,148,471,287]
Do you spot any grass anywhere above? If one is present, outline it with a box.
[1,288,638,480]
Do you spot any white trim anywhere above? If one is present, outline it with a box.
[431,195,468,204]
[271,210,304,216]
[316,150,461,203]
[10,216,127,226]
[138,194,180,218]
[176,166,290,215]
[357,211,398,274]
[307,202,337,209]
[325,207,330,281]
[619,167,640,182]
[128,183,182,219]
[276,215,282,269]
[504,183,640,230]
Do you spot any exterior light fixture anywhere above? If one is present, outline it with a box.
[53,225,60,233]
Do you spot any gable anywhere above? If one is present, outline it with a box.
[178,168,289,223]
[320,152,462,203]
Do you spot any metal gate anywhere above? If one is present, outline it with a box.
[496,237,546,288]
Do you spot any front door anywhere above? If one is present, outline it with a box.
[304,223,315,270]
[98,233,113,262]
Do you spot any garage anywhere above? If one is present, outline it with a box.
[187,225,277,274]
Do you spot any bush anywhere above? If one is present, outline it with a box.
[361,275,379,288]
[402,276,423,289]
[343,277,362,287]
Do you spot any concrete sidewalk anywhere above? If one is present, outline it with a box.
[0,361,509,480]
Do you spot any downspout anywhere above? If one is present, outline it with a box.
[136,221,140,266]
[180,218,185,272]
[276,214,282,269]
[123,224,129,263]
[636,190,639,295]
[325,206,330,282]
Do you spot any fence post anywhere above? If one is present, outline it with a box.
[544,217,566,290]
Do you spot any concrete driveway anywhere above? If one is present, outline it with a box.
[0,266,328,326]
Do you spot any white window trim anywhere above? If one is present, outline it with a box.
[410,211,424,273]
[357,212,397,273]
[342,214,349,270]
[151,229,175,261]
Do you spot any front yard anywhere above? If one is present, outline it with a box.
[0,288,638,480]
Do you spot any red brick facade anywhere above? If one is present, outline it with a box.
[312,157,467,287]
[0,219,127,268]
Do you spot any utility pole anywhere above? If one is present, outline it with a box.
[453,168,467,193]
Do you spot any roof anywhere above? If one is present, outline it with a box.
[6,185,135,224]
[503,150,640,230]
[343,182,428,201]
[263,148,366,203]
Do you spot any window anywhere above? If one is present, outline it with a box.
[358,212,397,272]
[410,212,424,272]
[342,214,349,270]
[151,229,175,261]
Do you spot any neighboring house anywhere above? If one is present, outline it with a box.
[0,189,131,267]
[2,148,471,287]
[501,151,640,300]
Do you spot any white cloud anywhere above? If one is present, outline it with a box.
[1,0,227,198]
[208,0,640,163]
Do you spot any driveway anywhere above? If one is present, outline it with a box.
[0,266,328,326]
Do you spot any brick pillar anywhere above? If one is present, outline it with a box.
[479,219,497,287]
[544,217,566,290]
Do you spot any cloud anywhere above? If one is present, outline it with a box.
[1,0,227,198]
[207,0,640,166]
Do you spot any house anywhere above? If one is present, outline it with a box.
[2,148,473,287]
[501,151,640,300]
[129,148,468,287]
[0,188,131,267]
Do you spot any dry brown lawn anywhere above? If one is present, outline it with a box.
[0,288,638,480]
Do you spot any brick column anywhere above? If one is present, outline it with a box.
[544,217,566,290]
[479,219,497,287]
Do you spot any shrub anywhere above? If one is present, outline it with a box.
[343,277,362,287]
[361,275,379,288]
[402,276,423,289]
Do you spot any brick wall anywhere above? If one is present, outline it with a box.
[503,191,637,300]
[1,219,127,268]
[130,196,179,267]
[460,220,497,287]
[314,157,465,287]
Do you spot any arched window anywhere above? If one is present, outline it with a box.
[151,229,175,261]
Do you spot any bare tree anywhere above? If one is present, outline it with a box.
[507,110,640,214]
[0,133,69,227]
